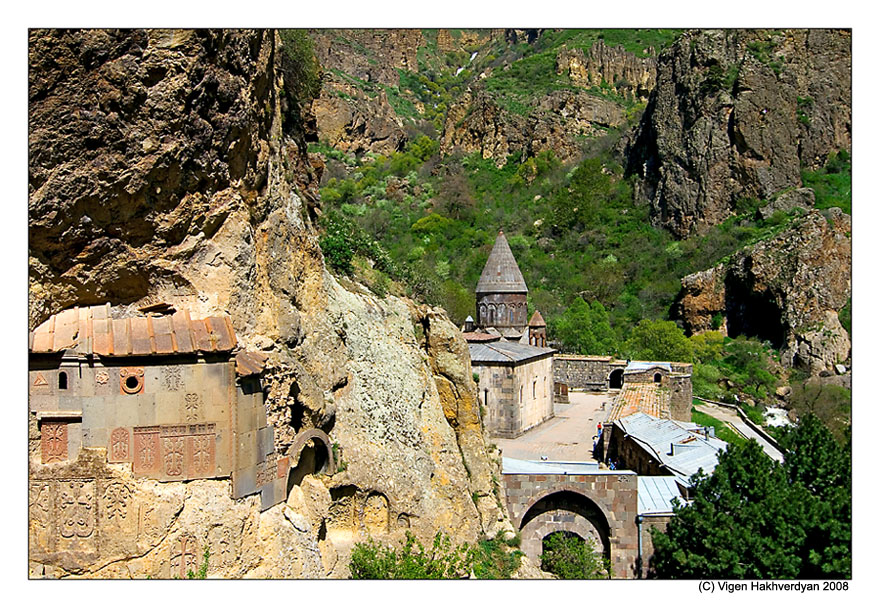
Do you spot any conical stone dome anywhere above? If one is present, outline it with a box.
[476,231,528,295]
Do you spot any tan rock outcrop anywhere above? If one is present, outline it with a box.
[29,28,515,578]
[440,88,625,166]
[557,40,657,102]
[674,209,851,374]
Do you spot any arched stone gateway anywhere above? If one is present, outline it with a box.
[287,428,336,491]
[608,369,624,389]
[518,490,611,565]
[502,472,638,578]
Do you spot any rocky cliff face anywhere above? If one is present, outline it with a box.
[674,209,851,374]
[440,87,625,166]
[308,29,422,156]
[29,28,513,578]
[556,40,657,102]
[625,29,851,237]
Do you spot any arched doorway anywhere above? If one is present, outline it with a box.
[518,490,611,568]
[287,428,336,493]
[608,369,624,390]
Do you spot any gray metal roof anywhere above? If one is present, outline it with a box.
[625,361,672,373]
[476,231,528,294]
[502,457,635,476]
[637,476,682,515]
[469,340,555,365]
[502,457,601,475]
[616,412,727,487]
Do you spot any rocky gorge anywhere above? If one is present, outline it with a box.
[27,27,852,579]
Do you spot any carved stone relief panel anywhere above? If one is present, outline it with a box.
[187,434,216,478]
[41,422,68,464]
[101,481,132,523]
[29,481,54,552]
[108,427,131,463]
[133,427,161,476]
[181,393,202,422]
[169,533,200,579]
[162,366,183,391]
[120,367,145,395]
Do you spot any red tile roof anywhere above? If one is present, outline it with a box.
[607,383,671,422]
[29,304,237,356]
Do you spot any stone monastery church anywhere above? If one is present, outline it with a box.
[464,231,693,440]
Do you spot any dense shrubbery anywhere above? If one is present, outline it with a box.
[348,531,521,579]
[540,532,610,579]
[650,414,851,578]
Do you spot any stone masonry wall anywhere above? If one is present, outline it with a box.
[475,364,519,437]
[639,515,671,578]
[553,356,626,391]
[476,356,553,438]
[502,472,639,578]
[669,374,692,422]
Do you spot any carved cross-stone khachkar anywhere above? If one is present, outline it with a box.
[163,437,185,477]
[190,435,213,476]
[41,422,67,464]
[134,428,160,476]
[102,481,132,521]
[163,366,182,391]
[57,480,96,539]
[183,393,202,422]
[109,427,130,462]
[170,534,199,579]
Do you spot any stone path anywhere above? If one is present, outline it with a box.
[495,392,611,463]
[694,402,784,462]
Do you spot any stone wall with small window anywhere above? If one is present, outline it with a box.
[28,354,287,510]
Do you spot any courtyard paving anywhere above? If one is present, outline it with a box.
[495,391,613,463]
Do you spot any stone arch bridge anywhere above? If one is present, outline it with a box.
[502,467,639,578]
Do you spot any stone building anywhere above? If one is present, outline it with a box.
[470,338,555,438]
[553,355,628,391]
[605,412,725,493]
[467,231,556,437]
[28,304,291,519]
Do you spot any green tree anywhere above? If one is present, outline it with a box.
[541,532,610,579]
[551,298,617,355]
[787,381,851,444]
[650,415,850,578]
[623,319,693,362]
[722,338,777,399]
[689,331,725,363]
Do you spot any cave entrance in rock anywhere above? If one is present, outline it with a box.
[724,276,786,349]
[608,369,624,389]
[287,428,336,494]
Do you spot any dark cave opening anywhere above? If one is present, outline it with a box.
[724,275,786,349]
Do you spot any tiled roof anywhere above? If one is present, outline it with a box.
[528,310,546,327]
[29,304,237,356]
[608,382,671,421]
[476,230,528,294]
[462,332,500,343]
[616,412,727,487]
[235,351,269,376]
[469,340,555,364]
